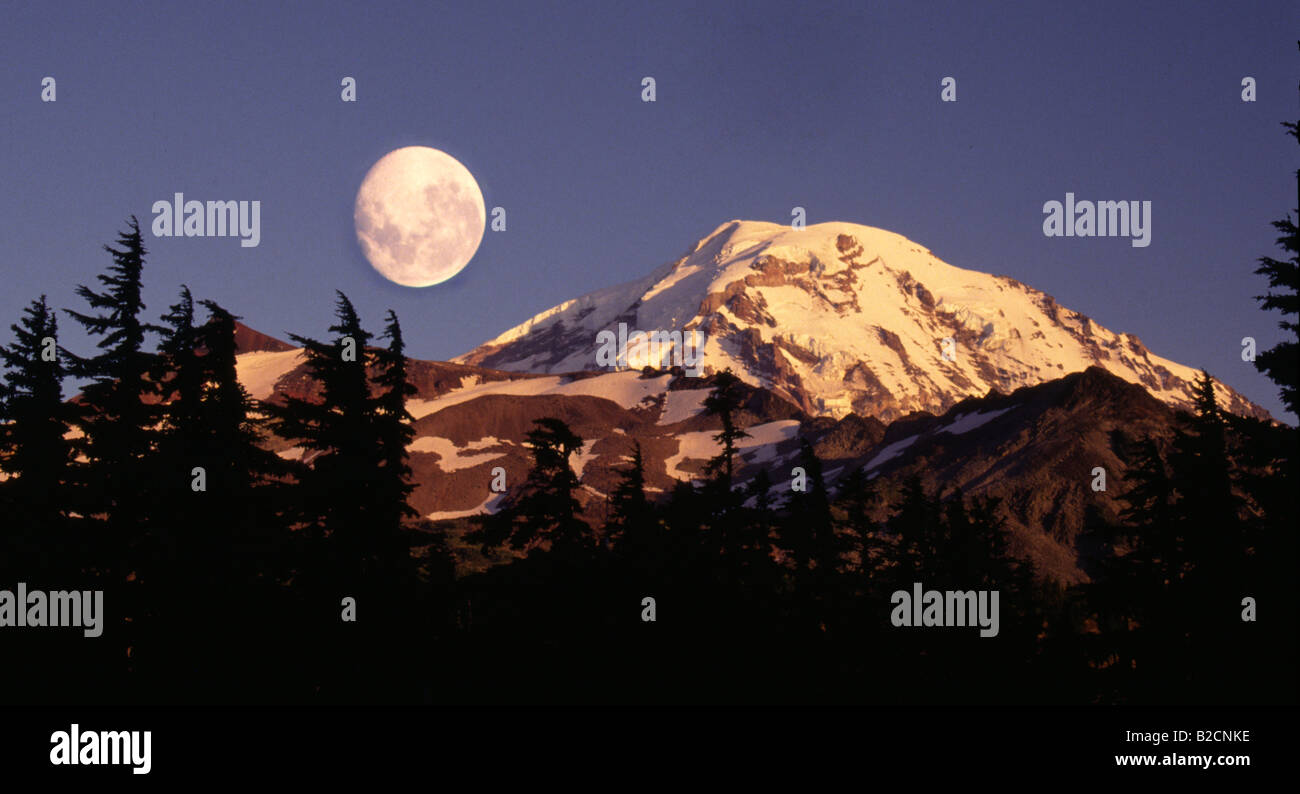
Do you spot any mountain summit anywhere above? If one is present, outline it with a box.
[456,220,1269,422]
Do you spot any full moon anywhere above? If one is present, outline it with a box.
[354,146,486,287]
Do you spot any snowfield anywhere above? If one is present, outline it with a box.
[406,370,673,421]
[939,407,1015,436]
[663,419,801,481]
[409,436,508,472]
[236,349,304,401]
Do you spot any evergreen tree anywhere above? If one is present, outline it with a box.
[1170,371,1243,583]
[195,298,289,574]
[268,291,376,581]
[700,369,750,559]
[609,441,651,547]
[0,296,74,580]
[61,218,165,589]
[266,293,429,697]
[610,441,649,521]
[702,369,750,500]
[57,217,169,684]
[369,309,418,573]
[1230,85,1300,702]
[61,218,164,555]
[1252,104,1300,416]
[1105,377,1247,696]
[156,287,204,453]
[504,417,590,558]
[1102,433,1180,688]
[1163,372,1248,696]
[146,294,289,692]
[611,441,670,580]
[1112,432,1182,637]
[152,286,205,569]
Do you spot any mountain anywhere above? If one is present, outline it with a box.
[454,220,1270,423]
[233,321,297,355]
[806,366,1183,584]
[234,319,1216,583]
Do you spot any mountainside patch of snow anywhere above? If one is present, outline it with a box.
[865,434,920,472]
[410,436,508,471]
[427,492,507,521]
[236,349,304,401]
[657,389,710,425]
[664,419,801,480]
[939,407,1014,435]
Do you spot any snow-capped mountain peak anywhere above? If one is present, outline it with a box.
[455,220,1269,422]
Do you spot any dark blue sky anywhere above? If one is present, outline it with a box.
[2,0,1296,421]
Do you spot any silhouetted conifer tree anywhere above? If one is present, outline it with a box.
[370,309,418,571]
[61,217,164,575]
[268,291,376,582]
[1171,372,1243,583]
[194,299,289,574]
[609,441,656,558]
[59,218,164,683]
[152,287,204,571]
[702,369,750,502]
[149,293,290,694]
[506,417,590,558]
[1252,102,1299,416]
[0,296,74,581]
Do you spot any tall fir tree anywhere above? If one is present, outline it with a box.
[701,369,750,558]
[508,417,590,559]
[702,369,750,500]
[0,296,74,580]
[1170,371,1242,583]
[369,309,418,575]
[156,287,204,451]
[194,299,289,576]
[266,292,428,697]
[268,291,377,583]
[1251,101,1299,417]
[152,286,205,570]
[145,292,290,691]
[608,441,650,542]
[58,217,167,683]
[60,217,163,578]
[610,441,667,576]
